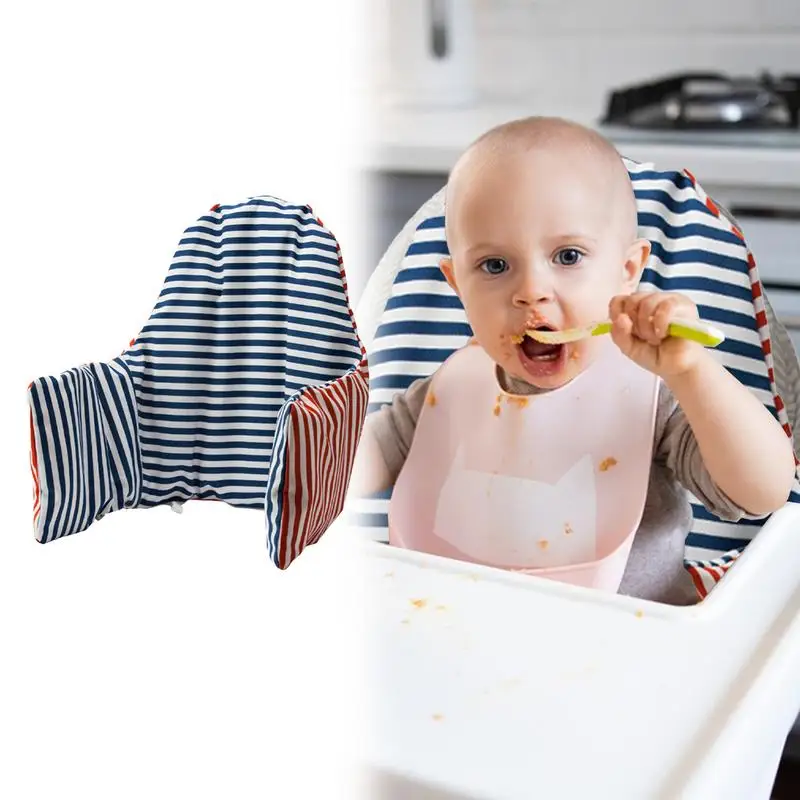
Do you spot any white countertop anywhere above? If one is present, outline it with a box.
[368,99,800,190]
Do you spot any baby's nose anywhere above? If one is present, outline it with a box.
[512,266,554,307]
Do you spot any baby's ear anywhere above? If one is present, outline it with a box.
[622,239,651,288]
[439,257,460,294]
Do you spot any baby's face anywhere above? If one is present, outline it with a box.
[443,148,649,389]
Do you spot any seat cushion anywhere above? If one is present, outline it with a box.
[29,196,368,566]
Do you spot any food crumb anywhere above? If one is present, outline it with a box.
[432,714,444,722]
[538,539,549,551]
[435,604,447,612]
[401,618,410,625]
[384,571,394,578]
[426,391,437,407]
[410,598,427,609]
[599,457,618,472]
[564,522,573,536]
[635,610,644,619]
[507,396,529,409]
[493,404,501,416]
[510,334,524,344]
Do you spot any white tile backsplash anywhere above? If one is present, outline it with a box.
[372,0,800,116]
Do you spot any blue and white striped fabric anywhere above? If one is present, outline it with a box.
[28,196,367,565]
[349,160,800,597]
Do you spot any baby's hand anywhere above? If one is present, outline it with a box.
[609,291,704,379]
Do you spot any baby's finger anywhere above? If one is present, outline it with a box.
[652,296,679,340]
[610,312,635,356]
[620,294,642,327]
[608,294,628,322]
[635,293,664,345]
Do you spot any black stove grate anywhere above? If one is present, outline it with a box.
[602,72,800,130]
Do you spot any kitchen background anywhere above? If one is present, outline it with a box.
[372,0,800,111]
[359,0,800,357]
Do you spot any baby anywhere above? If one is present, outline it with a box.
[351,116,795,604]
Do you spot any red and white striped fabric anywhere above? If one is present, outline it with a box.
[265,358,369,569]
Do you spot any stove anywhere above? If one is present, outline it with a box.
[599,72,800,148]
[597,71,800,356]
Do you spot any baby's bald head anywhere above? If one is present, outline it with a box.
[445,117,638,250]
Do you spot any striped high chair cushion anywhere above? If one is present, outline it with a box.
[351,160,800,598]
[28,196,368,568]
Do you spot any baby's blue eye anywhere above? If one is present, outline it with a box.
[480,258,508,275]
[555,248,583,267]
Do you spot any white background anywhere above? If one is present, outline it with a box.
[0,2,371,797]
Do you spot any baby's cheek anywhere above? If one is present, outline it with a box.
[496,332,515,361]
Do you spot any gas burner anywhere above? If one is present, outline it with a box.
[602,72,800,130]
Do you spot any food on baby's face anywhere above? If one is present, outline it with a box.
[599,457,618,472]
[426,391,437,407]
[538,539,549,551]
[493,394,502,416]
[510,334,524,345]
[410,598,427,609]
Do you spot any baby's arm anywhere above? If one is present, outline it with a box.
[611,291,795,516]
[348,375,432,497]
[665,350,795,516]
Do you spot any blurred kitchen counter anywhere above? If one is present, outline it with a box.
[366,99,800,191]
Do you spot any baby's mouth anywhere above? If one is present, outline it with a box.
[514,325,563,361]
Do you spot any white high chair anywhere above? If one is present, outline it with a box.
[341,160,800,798]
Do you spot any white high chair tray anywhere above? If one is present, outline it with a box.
[353,505,800,800]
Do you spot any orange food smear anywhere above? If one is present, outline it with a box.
[410,598,427,609]
[538,539,549,551]
[426,391,437,407]
[599,457,618,472]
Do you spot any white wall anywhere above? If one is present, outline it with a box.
[373,0,800,115]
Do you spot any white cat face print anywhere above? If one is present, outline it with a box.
[433,446,598,567]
